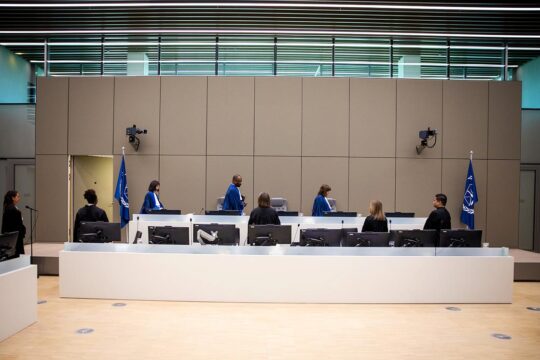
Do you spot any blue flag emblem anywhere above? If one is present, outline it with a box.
[114,155,130,228]
[460,160,478,229]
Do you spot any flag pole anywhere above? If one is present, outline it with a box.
[470,150,473,161]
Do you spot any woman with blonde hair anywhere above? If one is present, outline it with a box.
[361,200,388,232]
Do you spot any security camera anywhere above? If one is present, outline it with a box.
[416,127,437,154]
[126,124,147,151]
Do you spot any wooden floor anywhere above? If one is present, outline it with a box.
[1,277,540,360]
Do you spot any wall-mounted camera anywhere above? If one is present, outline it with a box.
[416,127,437,155]
[126,124,147,152]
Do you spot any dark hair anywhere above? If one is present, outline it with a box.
[318,184,332,196]
[3,190,18,209]
[258,192,271,208]
[435,193,447,206]
[148,180,160,192]
[84,189,98,204]
[232,174,242,182]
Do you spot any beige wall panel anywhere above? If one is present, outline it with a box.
[113,77,160,155]
[159,156,206,214]
[301,157,348,215]
[396,80,442,158]
[160,77,207,155]
[68,77,114,155]
[442,81,488,159]
[441,159,487,234]
[207,77,254,156]
[254,77,302,156]
[36,77,68,155]
[36,155,68,242]
[206,156,254,212]
[254,157,301,211]
[350,79,396,157]
[302,78,349,157]
[113,155,159,218]
[488,82,521,160]
[396,158,442,217]
[486,160,520,247]
[349,158,395,215]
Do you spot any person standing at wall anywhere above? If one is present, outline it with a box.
[362,200,388,232]
[2,190,26,255]
[222,174,246,212]
[140,180,164,214]
[73,189,109,241]
[312,184,333,216]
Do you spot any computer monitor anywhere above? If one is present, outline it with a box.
[297,228,343,247]
[385,212,415,218]
[204,210,242,216]
[193,224,239,245]
[342,232,390,247]
[323,211,358,217]
[148,209,181,215]
[391,230,437,247]
[0,231,19,261]
[77,222,121,243]
[148,226,189,245]
[439,229,482,247]
[277,211,299,217]
[247,225,292,246]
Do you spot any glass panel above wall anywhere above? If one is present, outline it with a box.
[276,37,332,77]
[334,38,390,78]
[160,36,216,76]
[392,39,448,79]
[218,36,274,76]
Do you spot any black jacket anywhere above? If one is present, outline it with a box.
[248,207,281,225]
[74,204,109,241]
[361,216,388,232]
[2,204,26,255]
[423,207,452,231]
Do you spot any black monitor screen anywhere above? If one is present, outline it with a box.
[205,210,242,216]
[0,231,19,261]
[148,226,189,245]
[343,232,390,247]
[439,230,482,247]
[385,212,415,218]
[247,225,292,245]
[277,211,299,217]
[391,230,437,247]
[323,211,357,217]
[78,222,121,243]
[148,209,181,215]
[193,224,239,245]
[298,228,342,247]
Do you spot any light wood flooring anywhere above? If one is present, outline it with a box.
[1,277,539,360]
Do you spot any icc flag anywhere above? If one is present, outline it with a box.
[114,155,130,228]
[460,159,478,229]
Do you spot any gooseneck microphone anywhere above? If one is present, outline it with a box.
[25,205,38,211]
[133,215,142,244]
[293,223,301,244]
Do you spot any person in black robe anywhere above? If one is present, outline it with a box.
[248,192,281,225]
[424,193,452,231]
[73,189,109,241]
[362,200,388,232]
[2,190,26,255]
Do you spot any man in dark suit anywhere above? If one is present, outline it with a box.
[424,193,452,232]
[73,189,109,241]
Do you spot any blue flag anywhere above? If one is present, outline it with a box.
[460,159,478,229]
[114,155,130,228]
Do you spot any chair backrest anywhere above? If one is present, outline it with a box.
[327,198,337,211]
[216,196,225,210]
[270,197,288,212]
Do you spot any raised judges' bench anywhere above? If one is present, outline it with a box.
[59,244,513,304]
[127,214,427,244]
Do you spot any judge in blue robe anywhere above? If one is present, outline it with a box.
[222,174,245,211]
[312,184,333,216]
[140,180,164,214]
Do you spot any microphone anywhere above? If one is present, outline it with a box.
[198,207,205,215]
[25,205,38,211]
[292,223,301,244]
[133,215,142,244]
[389,218,392,232]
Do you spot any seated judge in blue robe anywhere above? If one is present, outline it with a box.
[140,180,164,214]
[222,174,245,212]
[312,184,333,216]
